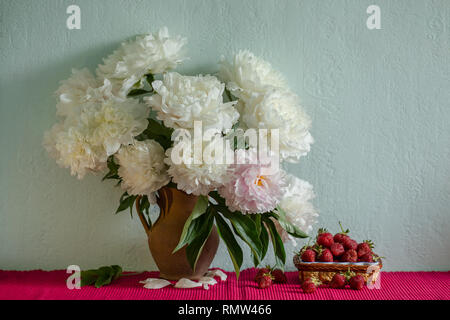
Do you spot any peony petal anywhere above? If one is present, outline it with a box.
[205,269,227,281]
[140,278,172,289]
[174,278,203,289]
[198,276,217,286]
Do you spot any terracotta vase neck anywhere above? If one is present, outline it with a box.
[154,187,198,226]
[135,187,198,234]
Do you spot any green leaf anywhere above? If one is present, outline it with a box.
[221,209,263,265]
[173,195,209,253]
[135,119,174,150]
[253,214,262,237]
[165,181,178,189]
[146,119,173,138]
[252,217,269,267]
[259,220,270,262]
[251,215,262,267]
[145,74,154,88]
[215,213,243,280]
[116,192,137,216]
[185,210,214,270]
[102,156,121,182]
[95,270,113,288]
[127,89,151,97]
[263,217,286,269]
[224,88,235,102]
[208,192,264,267]
[110,265,123,281]
[275,206,309,239]
[139,196,152,229]
[80,265,123,288]
[208,191,226,207]
[80,270,99,286]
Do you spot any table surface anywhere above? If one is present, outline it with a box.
[0,268,448,300]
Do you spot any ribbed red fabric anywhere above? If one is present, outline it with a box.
[0,268,448,300]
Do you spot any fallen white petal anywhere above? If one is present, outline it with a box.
[140,278,172,289]
[198,276,217,286]
[174,278,203,288]
[205,269,227,281]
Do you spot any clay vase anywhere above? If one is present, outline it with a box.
[135,187,219,280]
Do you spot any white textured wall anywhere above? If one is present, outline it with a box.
[0,0,449,272]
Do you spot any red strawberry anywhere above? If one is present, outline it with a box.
[258,274,273,289]
[343,237,358,250]
[255,267,271,282]
[333,221,350,243]
[330,242,345,257]
[329,273,346,289]
[301,279,316,293]
[301,249,316,262]
[357,240,374,257]
[318,248,333,262]
[272,269,287,283]
[359,253,374,262]
[341,249,358,262]
[349,275,365,290]
[317,228,334,248]
[334,233,348,244]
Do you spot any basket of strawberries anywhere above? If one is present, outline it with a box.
[293,222,383,287]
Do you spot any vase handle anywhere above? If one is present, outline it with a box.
[135,195,150,234]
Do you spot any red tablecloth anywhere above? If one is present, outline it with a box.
[0,269,448,300]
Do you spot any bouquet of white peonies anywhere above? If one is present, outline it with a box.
[44,27,318,276]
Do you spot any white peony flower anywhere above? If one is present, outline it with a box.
[219,51,313,162]
[240,88,313,163]
[80,98,149,156]
[44,82,149,179]
[165,134,232,196]
[97,27,187,96]
[43,124,106,179]
[55,69,124,131]
[219,50,287,100]
[145,72,239,132]
[219,149,285,214]
[279,174,318,234]
[115,140,170,201]
[55,68,102,118]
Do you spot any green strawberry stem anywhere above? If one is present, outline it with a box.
[338,221,350,235]
[364,239,375,249]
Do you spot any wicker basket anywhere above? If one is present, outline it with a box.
[293,255,383,285]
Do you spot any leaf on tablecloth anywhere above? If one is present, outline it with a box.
[81,265,123,288]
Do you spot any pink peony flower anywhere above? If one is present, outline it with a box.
[219,150,284,214]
